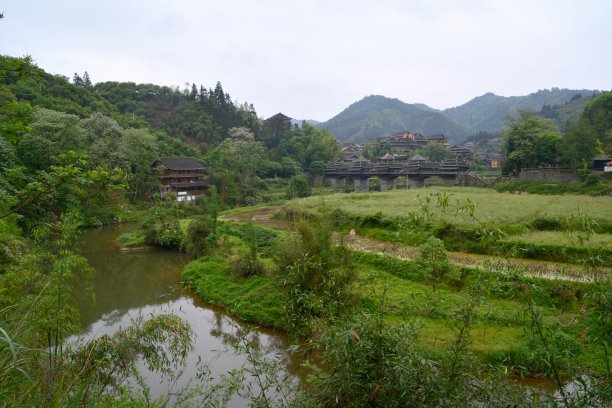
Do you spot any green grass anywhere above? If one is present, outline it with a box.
[285,186,612,265]
[494,179,612,196]
[116,231,146,247]
[182,241,604,372]
[348,255,605,372]
[182,258,286,330]
[293,186,612,228]
[505,230,612,248]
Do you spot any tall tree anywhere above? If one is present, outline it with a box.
[561,121,600,169]
[502,110,561,174]
[72,73,83,87]
[82,71,92,87]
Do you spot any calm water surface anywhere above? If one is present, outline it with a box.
[72,224,297,405]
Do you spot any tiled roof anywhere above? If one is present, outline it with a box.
[408,154,427,161]
[157,157,204,170]
[265,112,292,121]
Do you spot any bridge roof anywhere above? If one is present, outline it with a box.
[408,154,427,161]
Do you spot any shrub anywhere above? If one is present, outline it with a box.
[229,253,265,278]
[530,215,563,231]
[276,222,355,332]
[287,175,311,198]
[583,173,602,186]
[307,313,431,407]
[417,236,451,294]
[184,215,217,257]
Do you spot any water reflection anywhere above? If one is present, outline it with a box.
[73,225,296,405]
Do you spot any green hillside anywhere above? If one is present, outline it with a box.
[539,93,598,130]
[321,95,468,144]
[442,88,599,134]
[321,89,601,145]
[0,55,259,151]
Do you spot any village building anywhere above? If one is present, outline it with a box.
[593,155,612,172]
[262,113,293,136]
[427,134,450,147]
[341,142,363,158]
[378,131,449,155]
[154,157,207,201]
[476,152,502,169]
[449,145,475,164]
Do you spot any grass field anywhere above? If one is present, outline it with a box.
[293,187,612,227]
[184,187,610,377]
[505,230,612,248]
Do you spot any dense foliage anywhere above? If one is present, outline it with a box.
[1,54,342,207]
[0,55,258,148]
[502,110,562,174]
[502,92,612,174]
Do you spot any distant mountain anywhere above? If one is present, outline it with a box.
[538,93,599,130]
[442,88,599,134]
[320,95,467,144]
[320,89,600,144]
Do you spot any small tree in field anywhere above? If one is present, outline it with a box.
[287,175,311,198]
[417,236,450,296]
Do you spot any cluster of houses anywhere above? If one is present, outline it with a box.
[327,145,475,177]
[341,131,449,160]
[340,131,501,170]
[342,131,501,170]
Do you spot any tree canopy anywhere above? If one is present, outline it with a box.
[502,110,562,174]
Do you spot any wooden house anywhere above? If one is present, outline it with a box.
[154,157,207,201]
[427,134,449,147]
[593,155,612,172]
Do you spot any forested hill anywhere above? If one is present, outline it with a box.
[538,93,599,131]
[442,88,599,135]
[321,95,468,144]
[0,55,259,151]
[0,55,342,206]
[321,89,599,144]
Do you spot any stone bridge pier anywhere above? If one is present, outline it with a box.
[406,177,424,188]
[354,177,369,192]
[325,176,346,188]
[379,177,396,191]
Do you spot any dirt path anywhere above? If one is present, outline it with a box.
[220,207,610,282]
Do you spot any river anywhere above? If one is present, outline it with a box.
[72,224,298,405]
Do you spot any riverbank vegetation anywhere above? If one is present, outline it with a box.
[174,185,610,405]
[180,201,611,405]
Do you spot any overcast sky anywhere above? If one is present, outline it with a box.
[1,0,611,120]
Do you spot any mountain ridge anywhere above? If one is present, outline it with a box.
[321,95,468,144]
[320,88,601,144]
